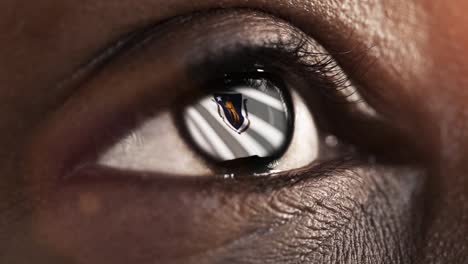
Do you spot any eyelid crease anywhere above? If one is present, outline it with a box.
[49,9,212,110]
[51,28,153,110]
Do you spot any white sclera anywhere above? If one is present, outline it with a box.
[98,112,211,175]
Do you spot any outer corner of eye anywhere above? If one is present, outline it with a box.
[97,73,319,178]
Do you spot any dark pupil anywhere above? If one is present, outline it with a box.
[183,77,293,165]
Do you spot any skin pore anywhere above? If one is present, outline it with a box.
[0,0,467,263]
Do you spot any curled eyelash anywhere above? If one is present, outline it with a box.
[173,15,377,119]
[268,34,377,117]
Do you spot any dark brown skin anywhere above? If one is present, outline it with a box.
[0,0,467,263]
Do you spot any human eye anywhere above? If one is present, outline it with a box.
[30,9,409,181]
[97,67,320,177]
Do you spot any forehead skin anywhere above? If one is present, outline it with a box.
[0,0,467,263]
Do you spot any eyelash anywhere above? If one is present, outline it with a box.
[178,39,369,127]
[186,43,362,100]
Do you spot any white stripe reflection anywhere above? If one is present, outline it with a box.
[235,87,284,111]
[248,113,285,148]
[185,116,217,158]
[186,108,235,160]
[200,99,269,157]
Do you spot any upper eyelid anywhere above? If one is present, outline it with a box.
[57,8,362,106]
[49,8,377,126]
[62,9,308,83]
[58,10,322,107]
[56,9,378,139]
[120,10,375,113]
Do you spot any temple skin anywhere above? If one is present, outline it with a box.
[0,0,467,263]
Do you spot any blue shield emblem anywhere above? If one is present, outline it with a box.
[213,93,250,134]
